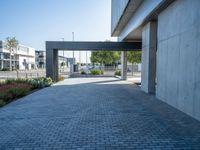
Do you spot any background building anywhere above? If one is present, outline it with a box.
[35,50,73,69]
[58,55,68,69]
[111,0,200,121]
[0,40,35,70]
[35,50,46,69]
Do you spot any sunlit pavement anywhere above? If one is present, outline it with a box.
[0,77,200,149]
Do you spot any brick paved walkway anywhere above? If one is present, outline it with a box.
[0,77,200,150]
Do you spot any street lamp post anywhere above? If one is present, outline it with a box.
[61,38,64,57]
[86,51,88,65]
[72,32,75,64]
[61,38,65,72]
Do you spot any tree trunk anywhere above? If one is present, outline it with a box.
[131,63,134,76]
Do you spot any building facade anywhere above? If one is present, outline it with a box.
[0,41,35,70]
[111,0,200,121]
[35,50,46,69]
[35,50,72,69]
[58,55,69,68]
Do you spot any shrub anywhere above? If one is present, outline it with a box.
[0,83,32,102]
[5,78,28,84]
[8,84,32,98]
[90,69,103,75]
[0,77,53,107]
[43,77,53,86]
[28,77,53,89]
[0,68,10,71]
[81,71,86,75]
[114,70,121,76]
[58,76,65,81]
[0,99,5,107]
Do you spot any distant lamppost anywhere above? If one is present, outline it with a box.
[72,32,75,64]
[61,38,65,58]
[86,51,88,65]
[61,38,65,72]
[79,51,81,64]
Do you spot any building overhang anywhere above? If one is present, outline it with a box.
[46,41,141,51]
[112,0,175,40]
[111,0,143,37]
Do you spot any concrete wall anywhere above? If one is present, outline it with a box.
[141,22,157,93]
[118,0,162,41]
[156,0,200,121]
[121,51,127,80]
[111,0,129,34]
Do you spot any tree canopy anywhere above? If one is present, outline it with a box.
[90,51,120,64]
[5,37,19,53]
[127,51,142,64]
[90,51,141,65]
[5,37,19,70]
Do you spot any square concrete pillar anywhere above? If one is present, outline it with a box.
[46,49,58,81]
[141,22,157,94]
[121,51,127,80]
[0,60,3,69]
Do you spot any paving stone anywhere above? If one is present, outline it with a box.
[0,77,200,149]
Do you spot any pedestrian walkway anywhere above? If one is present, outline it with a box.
[0,77,200,149]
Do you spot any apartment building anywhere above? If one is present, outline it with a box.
[0,40,35,70]
[35,50,71,69]
[35,50,46,69]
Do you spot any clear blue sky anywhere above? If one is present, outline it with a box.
[0,0,114,62]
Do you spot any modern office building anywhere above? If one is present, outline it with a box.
[35,50,46,69]
[111,0,200,121]
[0,40,35,70]
[58,55,69,68]
[35,50,73,69]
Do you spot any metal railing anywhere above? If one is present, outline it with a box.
[0,69,46,79]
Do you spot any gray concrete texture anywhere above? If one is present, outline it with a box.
[111,0,129,35]
[0,77,200,149]
[46,49,58,81]
[116,0,163,41]
[156,0,200,121]
[141,22,157,94]
[121,51,127,80]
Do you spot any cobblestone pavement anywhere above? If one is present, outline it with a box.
[0,77,200,150]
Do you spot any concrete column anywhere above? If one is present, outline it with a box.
[46,49,58,81]
[1,60,3,69]
[121,51,127,80]
[141,22,157,94]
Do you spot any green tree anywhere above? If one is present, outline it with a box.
[61,61,66,67]
[113,51,120,63]
[90,51,100,64]
[5,37,19,71]
[60,61,66,72]
[90,51,120,65]
[127,51,142,75]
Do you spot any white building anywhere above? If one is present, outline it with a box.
[35,50,46,69]
[0,40,35,70]
[35,50,72,69]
